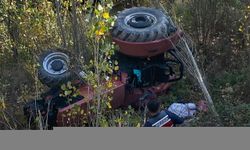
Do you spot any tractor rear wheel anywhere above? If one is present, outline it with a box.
[111,7,176,42]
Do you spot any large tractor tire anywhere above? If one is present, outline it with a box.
[38,51,72,87]
[111,7,176,42]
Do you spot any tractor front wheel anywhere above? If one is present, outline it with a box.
[38,50,72,87]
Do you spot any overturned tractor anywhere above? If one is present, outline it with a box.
[23,7,185,128]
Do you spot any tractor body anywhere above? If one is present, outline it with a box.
[23,7,185,128]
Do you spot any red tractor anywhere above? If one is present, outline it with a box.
[23,7,184,128]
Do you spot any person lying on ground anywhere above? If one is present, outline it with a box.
[167,100,208,119]
[143,100,184,127]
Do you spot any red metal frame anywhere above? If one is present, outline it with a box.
[56,72,173,126]
[113,29,183,57]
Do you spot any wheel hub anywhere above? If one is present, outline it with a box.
[125,13,156,29]
[51,60,64,71]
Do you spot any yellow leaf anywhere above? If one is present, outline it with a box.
[95,29,105,36]
[114,66,119,71]
[107,81,113,88]
[108,96,112,101]
[98,21,105,26]
[103,12,110,19]
[106,102,112,109]
[1,101,6,109]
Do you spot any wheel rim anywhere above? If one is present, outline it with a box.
[43,52,69,75]
[125,12,157,29]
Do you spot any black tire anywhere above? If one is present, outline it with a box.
[111,7,177,42]
[38,51,72,87]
